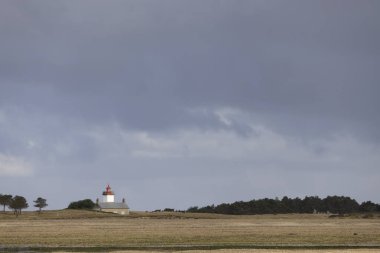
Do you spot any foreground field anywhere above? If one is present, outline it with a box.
[110,251,380,253]
[0,210,379,251]
[56,251,380,253]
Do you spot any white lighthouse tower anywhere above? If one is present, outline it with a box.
[102,184,115,203]
[97,184,130,215]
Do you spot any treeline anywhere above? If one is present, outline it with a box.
[187,196,380,215]
[0,194,47,216]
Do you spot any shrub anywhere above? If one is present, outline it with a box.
[68,199,96,209]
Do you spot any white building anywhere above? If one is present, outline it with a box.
[96,184,130,215]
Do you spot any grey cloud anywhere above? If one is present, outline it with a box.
[1,0,379,138]
[0,1,379,209]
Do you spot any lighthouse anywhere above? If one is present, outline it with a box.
[97,184,130,215]
[102,184,115,203]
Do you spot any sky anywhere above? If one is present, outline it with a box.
[0,0,379,211]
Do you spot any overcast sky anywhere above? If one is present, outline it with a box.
[1,0,379,210]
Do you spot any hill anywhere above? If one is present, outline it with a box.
[0,210,380,251]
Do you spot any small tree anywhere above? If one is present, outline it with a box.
[9,196,28,217]
[0,194,13,212]
[34,197,48,213]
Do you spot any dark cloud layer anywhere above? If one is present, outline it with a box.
[0,1,379,209]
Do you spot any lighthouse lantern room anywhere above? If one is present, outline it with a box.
[102,184,115,203]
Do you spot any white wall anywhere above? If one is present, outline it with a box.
[103,194,114,202]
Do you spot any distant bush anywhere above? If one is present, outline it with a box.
[163,208,174,212]
[359,201,378,212]
[68,199,96,209]
[187,196,380,215]
[187,206,199,212]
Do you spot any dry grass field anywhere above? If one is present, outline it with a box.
[0,210,379,252]
[109,251,380,253]
[44,250,380,253]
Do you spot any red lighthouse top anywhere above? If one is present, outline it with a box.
[102,184,114,195]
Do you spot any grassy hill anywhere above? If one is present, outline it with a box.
[0,209,255,220]
[1,209,379,221]
[0,210,379,251]
[1,209,379,220]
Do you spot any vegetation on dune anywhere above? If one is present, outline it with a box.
[1,193,49,216]
[187,196,380,215]
[68,199,97,209]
